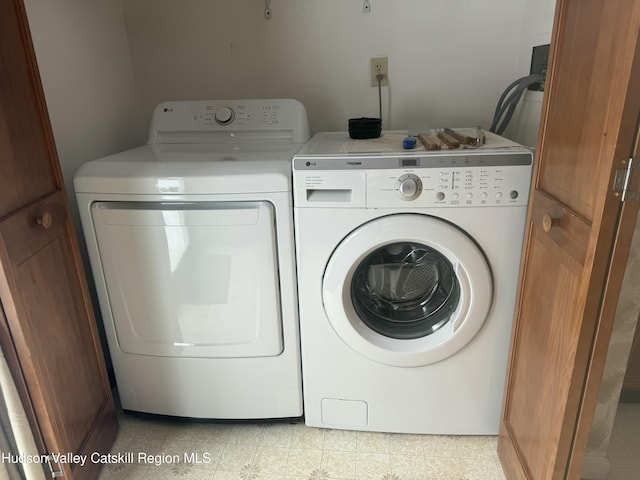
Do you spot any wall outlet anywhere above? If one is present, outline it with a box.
[370,57,389,87]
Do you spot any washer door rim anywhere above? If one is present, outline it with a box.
[322,213,493,367]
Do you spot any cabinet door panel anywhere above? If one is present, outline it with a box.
[0,0,58,217]
[0,191,117,479]
[498,0,640,478]
[501,192,590,479]
[0,1,118,478]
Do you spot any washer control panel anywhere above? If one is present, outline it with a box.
[367,164,531,208]
[293,150,533,208]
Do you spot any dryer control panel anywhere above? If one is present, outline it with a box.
[293,150,533,208]
[148,99,310,144]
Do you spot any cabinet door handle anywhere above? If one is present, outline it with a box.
[36,212,53,229]
[542,213,560,232]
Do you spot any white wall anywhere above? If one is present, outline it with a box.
[24,0,548,171]
[503,0,556,147]
[21,0,559,195]
[123,0,527,135]
[23,0,145,208]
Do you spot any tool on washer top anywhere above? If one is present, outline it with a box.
[437,130,460,149]
[444,128,478,147]
[417,133,441,150]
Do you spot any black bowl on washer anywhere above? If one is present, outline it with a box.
[348,117,382,139]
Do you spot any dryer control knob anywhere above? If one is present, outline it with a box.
[395,174,422,200]
[214,106,235,125]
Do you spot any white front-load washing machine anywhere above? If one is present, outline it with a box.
[75,99,309,420]
[293,131,533,434]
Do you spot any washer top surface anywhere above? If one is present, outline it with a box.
[294,129,527,162]
[75,99,309,195]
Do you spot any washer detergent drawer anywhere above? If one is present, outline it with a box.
[91,201,283,358]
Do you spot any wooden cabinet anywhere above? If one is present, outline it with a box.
[498,1,640,478]
[0,0,117,479]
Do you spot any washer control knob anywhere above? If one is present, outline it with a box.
[436,191,446,201]
[214,106,235,125]
[400,179,418,196]
[395,174,422,200]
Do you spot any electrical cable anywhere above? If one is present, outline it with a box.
[377,73,384,121]
[490,73,545,135]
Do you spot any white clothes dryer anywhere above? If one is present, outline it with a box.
[75,99,309,419]
[293,131,533,434]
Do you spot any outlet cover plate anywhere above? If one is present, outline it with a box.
[370,57,388,87]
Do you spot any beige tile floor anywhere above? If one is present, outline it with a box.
[96,402,639,479]
[97,411,506,480]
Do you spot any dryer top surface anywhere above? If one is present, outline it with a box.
[75,99,310,195]
[74,144,302,195]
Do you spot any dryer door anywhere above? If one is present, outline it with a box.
[322,213,492,367]
[91,201,283,359]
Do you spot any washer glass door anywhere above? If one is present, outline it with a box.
[352,242,460,340]
[322,213,493,367]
